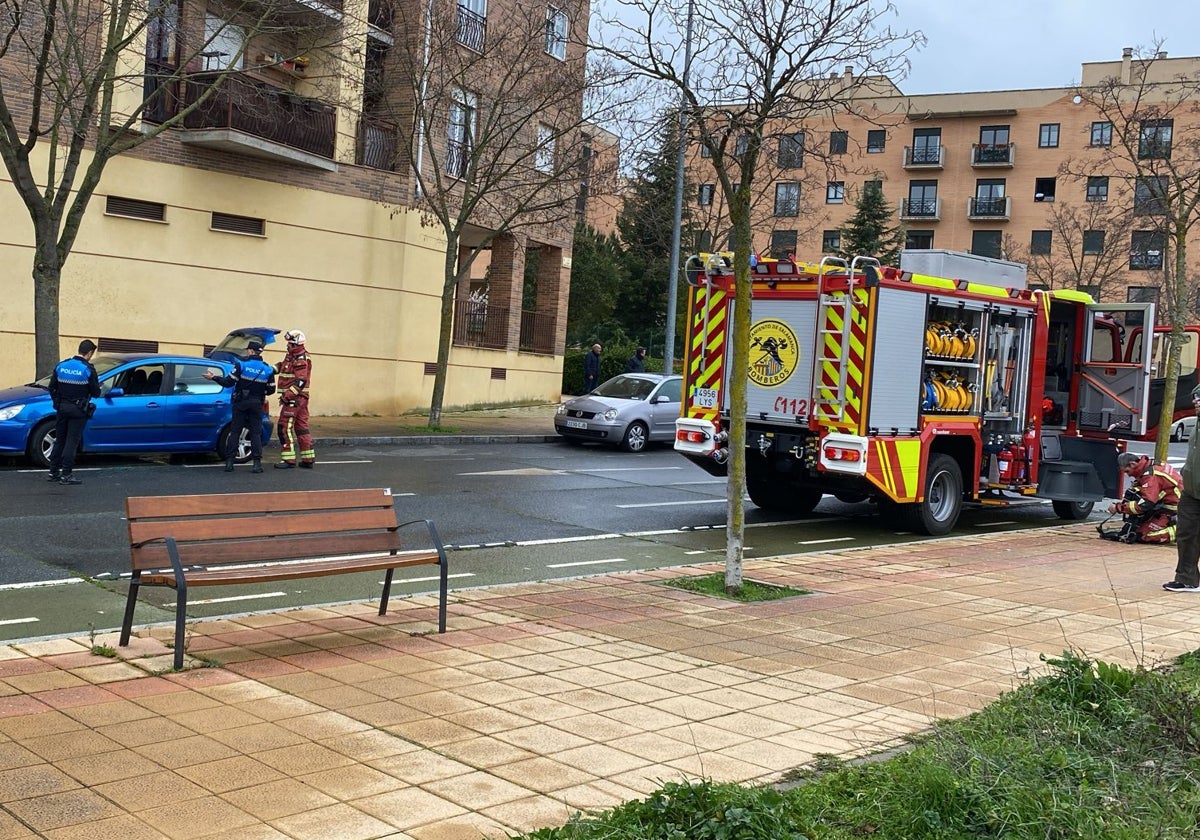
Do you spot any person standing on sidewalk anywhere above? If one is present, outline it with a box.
[584,343,602,393]
[625,347,647,373]
[1165,384,1200,592]
[203,339,275,473]
[274,329,315,469]
[47,339,101,485]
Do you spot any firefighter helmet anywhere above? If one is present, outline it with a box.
[284,329,306,345]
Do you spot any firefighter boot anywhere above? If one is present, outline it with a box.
[274,461,296,469]
[252,459,263,474]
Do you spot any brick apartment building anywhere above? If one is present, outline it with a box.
[0,0,591,415]
[689,48,1200,315]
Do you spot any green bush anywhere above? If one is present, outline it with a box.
[561,343,663,395]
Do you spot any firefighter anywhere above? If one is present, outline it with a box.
[1101,452,1181,544]
[273,329,315,469]
[203,339,275,473]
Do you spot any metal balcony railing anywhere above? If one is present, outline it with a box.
[903,145,944,167]
[356,116,397,170]
[971,143,1015,166]
[455,5,486,52]
[519,310,556,354]
[446,138,470,178]
[180,72,336,158]
[968,196,1011,219]
[900,197,940,219]
[453,297,507,349]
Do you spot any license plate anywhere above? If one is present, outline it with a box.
[565,419,588,429]
[692,388,719,409]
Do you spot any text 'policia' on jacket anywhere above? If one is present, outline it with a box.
[673,250,1200,537]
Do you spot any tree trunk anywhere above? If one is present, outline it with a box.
[1154,223,1189,463]
[32,242,63,378]
[428,236,461,427]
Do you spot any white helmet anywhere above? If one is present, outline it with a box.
[284,329,306,345]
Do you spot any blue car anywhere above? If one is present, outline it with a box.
[0,350,275,468]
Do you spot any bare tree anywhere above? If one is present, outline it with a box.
[1065,44,1200,460]
[593,0,920,591]
[371,0,621,426]
[0,0,352,375]
[1002,200,1133,299]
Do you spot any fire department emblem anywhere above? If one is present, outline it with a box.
[748,319,799,387]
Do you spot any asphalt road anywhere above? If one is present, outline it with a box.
[0,438,1188,643]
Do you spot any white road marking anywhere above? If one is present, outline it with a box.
[0,578,84,591]
[975,520,1018,527]
[668,480,726,486]
[617,499,726,508]
[546,558,629,569]
[382,572,476,585]
[459,468,567,476]
[0,617,39,626]
[184,459,374,469]
[579,467,686,472]
[187,592,287,606]
[797,537,855,545]
[17,467,99,474]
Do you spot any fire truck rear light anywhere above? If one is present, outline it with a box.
[824,447,861,462]
[677,430,709,443]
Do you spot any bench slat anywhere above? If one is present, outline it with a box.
[128,507,397,546]
[139,551,441,587]
[129,531,403,572]
[126,488,394,519]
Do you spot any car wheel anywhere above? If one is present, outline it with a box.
[1052,500,1095,520]
[217,425,254,464]
[27,420,56,469]
[900,453,963,536]
[621,421,649,452]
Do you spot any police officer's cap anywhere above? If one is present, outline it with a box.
[246,339,263,351]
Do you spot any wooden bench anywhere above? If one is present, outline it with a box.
[119,488,447,669]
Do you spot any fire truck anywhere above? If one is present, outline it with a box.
[674,249,1197,535]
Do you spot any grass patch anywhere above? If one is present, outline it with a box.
[516,649,1200,839]
[663,572,810,601]
[90,644,118,658]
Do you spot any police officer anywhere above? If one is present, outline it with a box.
[47,339,101,485]
[204,339,276,473]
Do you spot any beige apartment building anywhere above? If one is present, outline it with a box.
[691,48,1199,313]
[0,0,592,416]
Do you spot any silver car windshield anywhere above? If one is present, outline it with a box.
[593,375,656,401]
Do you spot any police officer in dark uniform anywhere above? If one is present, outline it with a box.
[204,339,276,473]
[48,339,101,485]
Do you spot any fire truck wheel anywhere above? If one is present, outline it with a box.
[1051,500,1094,520]
[621,421,649,452]
[902,453,963,536]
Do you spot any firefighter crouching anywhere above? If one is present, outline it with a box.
[274,329,315,469]
[1100,452,1182,544]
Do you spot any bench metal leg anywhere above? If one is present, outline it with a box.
[173,581,188,671]
[437,554,447,633]
[379,568,394,616]
[119,574,141,647]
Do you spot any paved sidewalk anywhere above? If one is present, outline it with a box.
[311,404,562,447]
[1,524,1197,839]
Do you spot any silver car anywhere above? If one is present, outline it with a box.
[555,373,683,452]
[1171,414,1196,442]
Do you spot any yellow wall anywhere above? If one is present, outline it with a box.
[0,152,564,415]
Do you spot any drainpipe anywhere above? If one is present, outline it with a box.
[414,0,435,198]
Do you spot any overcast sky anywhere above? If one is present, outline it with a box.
[891,0,1200,94]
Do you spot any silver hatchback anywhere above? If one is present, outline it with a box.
[555,374,683,452]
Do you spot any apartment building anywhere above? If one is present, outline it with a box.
[0,0,589,415]
[691,49,1199,312]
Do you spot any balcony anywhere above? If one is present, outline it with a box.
[356,116,397,170]
[178,73,337,170]
[971,143,1014,166]
[446,138,470,178]
[967,196,1011,220]
[900,197,940,221]
[903,145,944,168]
[519,310,556,354]
[455,5,486,52]
[452,298,557,354]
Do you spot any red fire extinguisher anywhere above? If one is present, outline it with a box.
[997,447,1014,483]
[1021,424,1038,482]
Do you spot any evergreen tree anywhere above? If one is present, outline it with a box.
[566,223,624,347]
[839,183,907,266]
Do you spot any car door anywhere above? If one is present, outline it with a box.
[648,377,683,440]
[84,362,167,449]
[161,361,232,448]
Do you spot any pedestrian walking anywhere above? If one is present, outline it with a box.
[625,347,647,373]
[47,339,101,485]
[584,343,602,393]
[1165,384,1200,591]
[274,329,315,469]
[203,339,275,473]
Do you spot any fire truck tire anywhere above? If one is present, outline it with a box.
[1052,500,1094,520]
[621,421,649,452]
[902,453,963,536]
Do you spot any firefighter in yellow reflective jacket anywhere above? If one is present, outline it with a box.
[1103,453,1181,544]
[273,329,315,469]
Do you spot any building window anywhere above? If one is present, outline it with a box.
[769,229,797,259]
[1086,176,1109,202]
[979,125,1010,146]
[456,0,487,51]
[1038,123,1059,148]
[906,230,934,250]
[822,230,841,253]
[826,181,844,204]
[971,230,1002,259]
[1090,121,1112,147]
[910,127,941,164]
[734,134,751,157]
[829,130,848,155]
[1139,119,1173,159]
[972,178,1006,216]
[698,184,714,206]
[1030,230,1052,255]
[447,88,476,178]
[774,182,799,216]
[535,123,555,172]
[1130,231,1164,270]
[700,144,711,158]
[777,132,803,168]
[202,15,245,70]
[1083,230,1105,255]
[905,180,937,216]
[1034,177,1056,202]
[1134,175,1168,215]
[866,130,886,153]
[544,6,567,59]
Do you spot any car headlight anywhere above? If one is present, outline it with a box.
[0,405,23,422]
[603,408,618,421]
[556,404,566,415]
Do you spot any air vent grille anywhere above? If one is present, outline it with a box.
[211,212,266,236]
[105,196,166,221]
[490,368,506,380]
[97,337,158,353]
[423,362,438,376]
